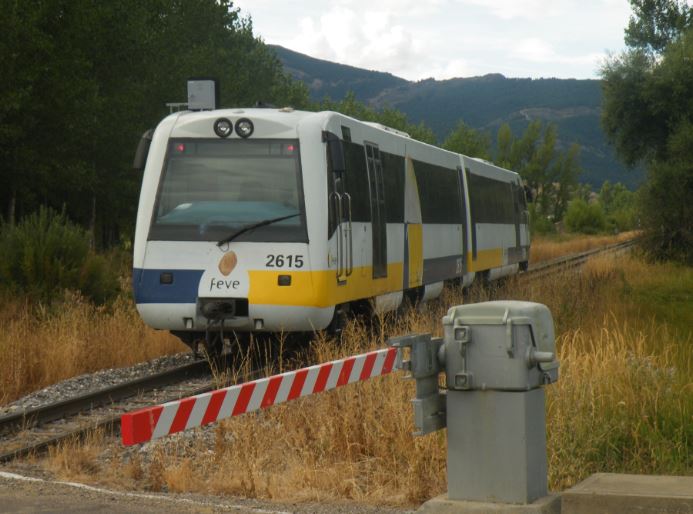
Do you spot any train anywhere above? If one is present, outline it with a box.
[132,103,530,354]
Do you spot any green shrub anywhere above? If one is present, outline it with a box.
[565,199,606,234]
[599,181,638,232]
[606,208,638,233]
[529,204,555,235]
[0,208,119,303]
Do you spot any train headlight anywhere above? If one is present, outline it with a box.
[214,118,233,138]
[235,118,254,138]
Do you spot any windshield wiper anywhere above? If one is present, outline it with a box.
[216,213,301,247]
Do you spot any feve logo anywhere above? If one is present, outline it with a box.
[218,251,238,276]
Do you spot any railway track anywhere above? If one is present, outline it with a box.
[524,238,637,280]
[0,359,215,463]
[0,238,638,463]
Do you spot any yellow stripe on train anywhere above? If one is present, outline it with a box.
[408,223,423,288]
[248,263,404,308]
[468,248,504,272]
[248,246,505,308]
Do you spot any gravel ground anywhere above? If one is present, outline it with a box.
[0,352,197,415]
[0,469,415,514]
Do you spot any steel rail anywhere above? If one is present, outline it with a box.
[0,361,272,463]
[524,239,637,279]
[0,381,215,463]
[0,359,209,436]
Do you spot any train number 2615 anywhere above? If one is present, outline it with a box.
[266,254,304,268]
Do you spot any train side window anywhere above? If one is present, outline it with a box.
[341,126,352,142]
[413,160,462,224]
[468,172,516,224]
[382,151,404,223]
[518,181,528,208]
[365,142,387,278]
[344,141,371,222]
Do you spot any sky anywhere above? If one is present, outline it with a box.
[233,0,634,81]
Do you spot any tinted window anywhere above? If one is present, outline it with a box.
[382,151,404,222]
[365,143,387,278]
[328,140,404,235]
[344,141,371,222]
[150,138,306,242]
[467,172,516,224]
[413,160,463,223]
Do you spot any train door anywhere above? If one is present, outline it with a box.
[325,130,353,285]
[465,167,478,262]
[365,143,387,278]
[457,166,468,275]
[513,181,522,249]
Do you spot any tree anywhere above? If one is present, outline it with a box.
[564,198,606,234]
[442,121,492,160]
[625,0,693,52]
[494,121,581,223]
[638,121,693,261]
[496,123,514,169]
[601,0,693,262]
[318,92,436,144]
[0,0,310,246]
[599,181,638,231]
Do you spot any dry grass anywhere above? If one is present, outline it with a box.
[548,318,692,489]
[44,252,690,507]
[47,428,108,480]
[530,231,638,264]
[0,233,633,406]
[25,246,693,506]
[0,291,185,405]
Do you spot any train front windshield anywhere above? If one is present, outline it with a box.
[149,139,307,242]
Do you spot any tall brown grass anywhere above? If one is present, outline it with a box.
[0,291,185,405]
[530,231,638,264]
[6,239,685,507]
[0,233,633,406]
[43,252,691,507]
[548,319,691,490]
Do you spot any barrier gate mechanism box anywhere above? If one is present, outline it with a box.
[442,301,559,392]
[390,300,560,507]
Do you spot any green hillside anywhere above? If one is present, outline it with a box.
[271,45,644,189]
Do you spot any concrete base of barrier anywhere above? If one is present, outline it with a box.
[561,473,693,514]
[417,494,560,514]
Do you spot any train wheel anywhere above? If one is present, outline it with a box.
[326,303,350,340]
[203,331,230,371]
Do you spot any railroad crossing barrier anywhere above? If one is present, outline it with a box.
[121,300,559,512]
[121,346,397,445]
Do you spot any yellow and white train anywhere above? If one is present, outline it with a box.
[133,107,529,350]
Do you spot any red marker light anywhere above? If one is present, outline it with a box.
[175,143,185,153]
[286,144,295,153]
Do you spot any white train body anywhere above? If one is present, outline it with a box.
[133,108,529,338]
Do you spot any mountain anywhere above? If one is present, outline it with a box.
[270,45,644,189]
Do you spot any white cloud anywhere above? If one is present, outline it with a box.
[513,38,556,62]
[235,0,635,80]
[285,7,424,77]
[512,38,607,72]
[425,58,477,80]
[456,0,563,20]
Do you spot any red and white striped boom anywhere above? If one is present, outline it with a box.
[121,347,398,445]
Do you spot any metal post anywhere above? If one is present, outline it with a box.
[446,388,548,503]
[390,301,561,513]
